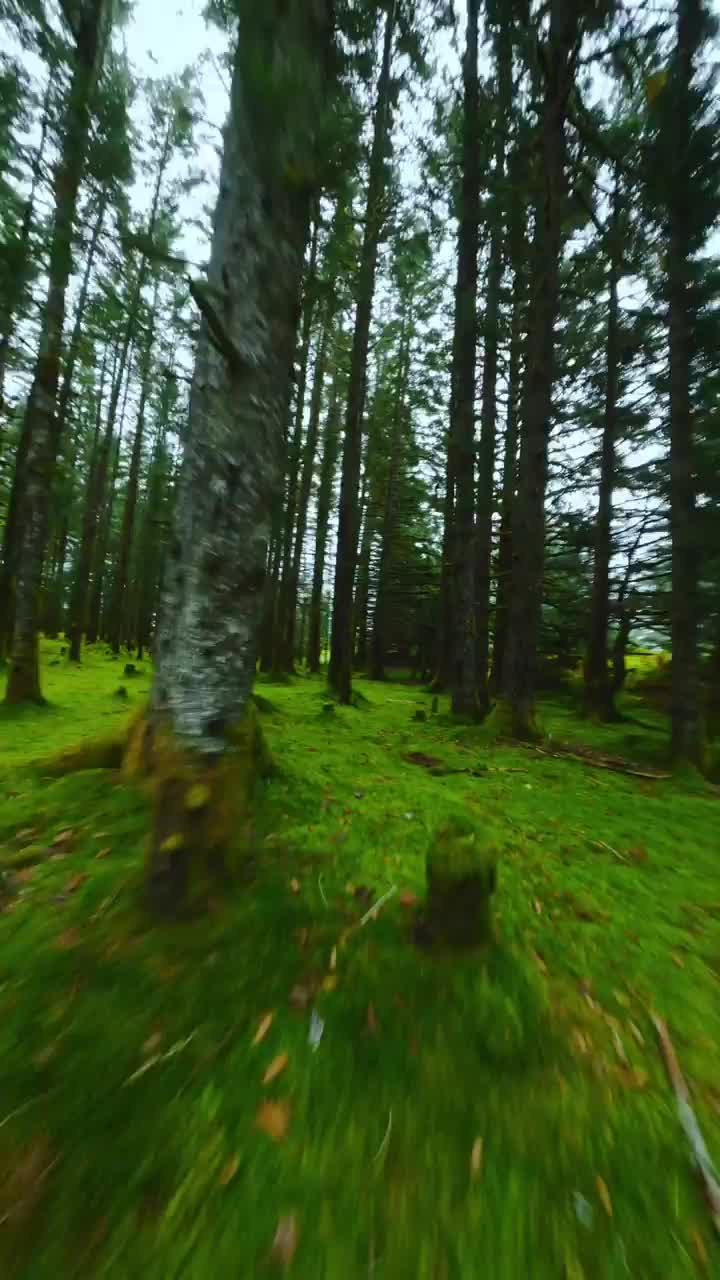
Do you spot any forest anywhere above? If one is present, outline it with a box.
[0,0,719,1276]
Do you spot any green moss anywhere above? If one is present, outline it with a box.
[0,647,718,1278]
[427,816,500,883]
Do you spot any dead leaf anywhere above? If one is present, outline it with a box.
[629,1021,645,1047]
[533,898,543,915]
[52,829,75,848]
[218,1154,239,1187]
[263,1052,289,1085]
[367,1003,378,1034]
[255,1099,291,1142]
[618,1066,649,1090]
[252,1012,275,1046]
[596,1175,612,1218]
[572,1028,590,1055]
[270,1212,298,1268]
[329,946,337,972]
[63,872,88,895]
[670,951,685,969]
[92,831,110,840]
[295,928,309,949]
[345,883,356,896]
[399,890,419,908]
[56,928,80,949]
[289,984,313,1010]
[691,1227,709,1271]
[471,1137,483,1180]
[627,845,648,863]
[611,1028,628,1065]
[143,1031,163,1056]
[15,827,37,842]
[15,867,35,883]
[531,950,547,974]
[289,878,300,895]
[95,847,111,860]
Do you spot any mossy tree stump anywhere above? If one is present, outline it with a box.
[124,704,271,916]
[424,818,497,947]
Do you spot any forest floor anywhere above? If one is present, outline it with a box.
[0,641,719,1278]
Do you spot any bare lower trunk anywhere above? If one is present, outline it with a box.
[308,362,342,672]
[491,251,524,693]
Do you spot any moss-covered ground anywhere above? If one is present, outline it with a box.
[0,639,718,1277]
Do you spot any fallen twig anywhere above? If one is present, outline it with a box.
[534,744,671,781]
[318,873,328,908]
[652,1013,720,1235]
[359,885,397,928]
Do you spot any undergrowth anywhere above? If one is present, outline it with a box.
[0,639,718,1277]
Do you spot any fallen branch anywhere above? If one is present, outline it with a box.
[534,744,671,781]
[359,885,397,928]
[652,1013,720,1235]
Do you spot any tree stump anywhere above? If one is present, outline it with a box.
[413,709,427,723]
[424,818,497,947]
[124,663,137,677]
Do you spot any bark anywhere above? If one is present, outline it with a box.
[308,362,342,672]
[146,0,334,912]
[86,357,133,645]
[107,288,159,653]
[475,14,512,715]
[282,304,332,668]
[328,0,396,704]
[584,183,622,720]
[370,320,410,681]
[6,0,110,704]
[450,0,481,719]
[53,187,108,452]
[353,474,373,669]
[432,264,461,693]
[668,0,703,766]
[497,0,580,739]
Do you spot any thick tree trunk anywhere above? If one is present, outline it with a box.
[584,185,622,720]
[668,0,703,766]
[6,0,110,704]
[474,15,512,715]
[328,1,396,704]
[308,362,342,673]
[497,0,580,739]
[143,0,334,913]
[449,0,481,719]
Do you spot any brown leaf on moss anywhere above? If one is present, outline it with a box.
[63,873,88,895]
[367,1003,378,1034]
[95,847,111,860]
[262,1052,289,1085]
[288,984,313,1010]
[52,830,75,848]
[270,1212,298,1268]
[252,1011,275,1046]
[218,1154,239,1187]
[56,928,80,950]
[618,1066,649,1090]
[289,878,301,895]
[256,1100,291,1142]
[691,1227,709,1271]
[143,1032,163,1057]
[399,890,419,908]
[470,1137,483,1180]
[670,952,685,969]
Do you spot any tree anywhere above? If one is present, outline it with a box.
[5,0,111,703]
[138,0,336,912]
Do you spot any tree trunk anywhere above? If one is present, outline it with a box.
[668,0,703,766]
[474,13,512,715]
[491,253,524,693]
[584,183,622,720]
[370,320,410,681]
[328,0,396,704]
[5,0,110,704]
[107,289,159,653]
[308,359,342,673]
[283,305,332,668]
[497,0,580,739]
[142,0,334,913]
[273,212,320,670]
[53,188,108,453]
[450,0,481,719]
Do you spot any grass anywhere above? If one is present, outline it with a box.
[0,639,719,1277]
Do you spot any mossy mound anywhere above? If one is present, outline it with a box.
[424,816,499,947]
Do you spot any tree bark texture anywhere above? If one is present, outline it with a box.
[308,360,342,672]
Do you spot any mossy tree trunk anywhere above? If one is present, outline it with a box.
[144,0,334,913]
